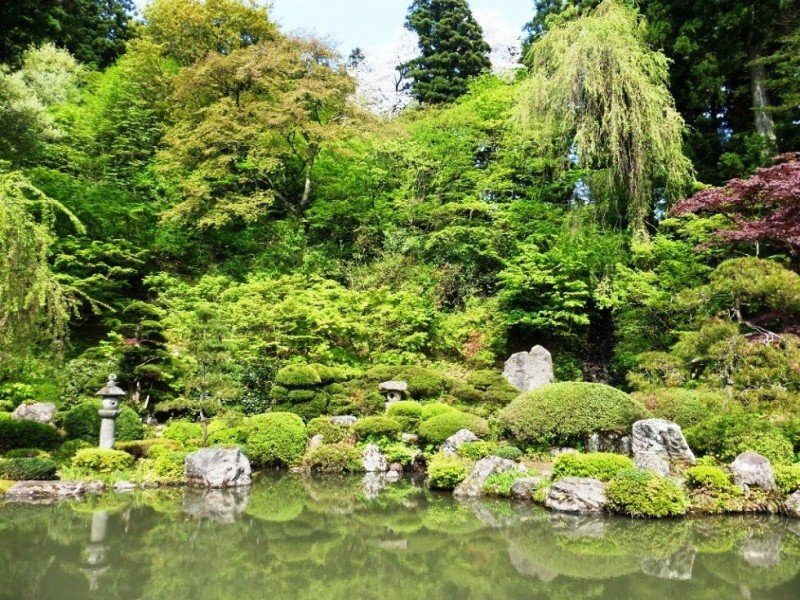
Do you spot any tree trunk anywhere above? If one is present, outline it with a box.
[300,143,318,210]
[748,32,777,156]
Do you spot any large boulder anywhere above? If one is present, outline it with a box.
[11,402,56,425]
[631,419,695,463]
[786,490,800,518]
[503,345,554,392]
[441,429,479,457]
[510,477,543,500]
[634,451,671,477]
[362,444,388,472]
[185,448,252,488]
[545,477,606,514]
[454,456,518,498]
[730,452,776,490]
[4,481,85,503]
[586,432,631,455]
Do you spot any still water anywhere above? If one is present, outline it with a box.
[1,473,799,600]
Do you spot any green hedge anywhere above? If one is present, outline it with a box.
[303,444,363,473]
[684,466,735,492]
[497,382,648,447]
[685,414,795,464]
[0,457,58,480]
[244,413,306,468]
[774,464,800,494]
[606,469,688,518]
[354,416,402,441]
[427,454,469,490]
[0,419,61,453]
[418,410,489,445]
[62,401,143,443]
[72,448,135,473]
[552,452,635,482]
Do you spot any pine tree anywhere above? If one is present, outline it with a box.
[401,0,492,104]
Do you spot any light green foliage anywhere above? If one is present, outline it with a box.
[386,401,423,420]
[631,388,723,428]
[353,416,402,442]
[483,470,533,497]
[497,382,647,447]
[418,411,489,444]
[0,457,57,480]
[552,452,635,482]
[774,465,800,494]
[0,419,61,453]
[162,421,203,447]
[115,438,182,459]
[685,466,734,492]
[62,400,144,443]
[276,365,322,388]
[427,454,469,490]
[420,403,459,421]
[306,417,353,444]
[606,469,688,518]
[685,414,795,465]
[495,446,523,461]
[51,439,92,464]
[149,450,188,481]
[382,443,418,467]
[2,448,50,459]
[71,448,134,473]
[302,443,363,473]
[243,413,306,468]
[456,441,499,461]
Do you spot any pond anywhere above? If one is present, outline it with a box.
[1,473,799,599]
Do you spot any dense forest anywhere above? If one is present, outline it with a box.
[1,0,800,458]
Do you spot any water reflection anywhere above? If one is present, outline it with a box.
[0,474,798,599]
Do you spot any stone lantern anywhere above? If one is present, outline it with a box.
[378,380,408,404]
[96,374,125,450]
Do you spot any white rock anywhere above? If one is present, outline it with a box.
[362,443,388,472]
[785,490,800,517]
[308,434,324,450]
[730,452,776,490]
[634,451,671,476]
[632,419,695,462]
[509,477,542,500]
[11,402,56,425]
[185,448,252,488]
[454,456,518,498]
[545,478,606,514]
[503,345,554,392]
[441,429,479,457]
[331,415,358,426]
[4,481,85,502]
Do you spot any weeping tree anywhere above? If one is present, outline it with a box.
[0,169,83,369]
[518,0,693,241]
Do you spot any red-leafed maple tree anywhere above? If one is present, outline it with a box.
[671,153,800,253]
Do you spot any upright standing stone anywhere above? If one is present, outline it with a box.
[631,419,695,463]
[185,448,252,488]
[503,346,555,392]
[96,374,126,450]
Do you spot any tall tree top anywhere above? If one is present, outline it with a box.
[401,0,492,104]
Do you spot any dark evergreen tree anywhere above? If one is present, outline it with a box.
[401,0,492,104]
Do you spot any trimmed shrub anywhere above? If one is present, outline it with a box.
[606,469,688,518]
[288,389,316,403]
[418,411,489,445]
[162,421,203,446]
[0,419,61,453]
[686,414,794,464]
[150,450,188,480]
[354,416,402,442]
[497,383,648,447]
[0,457,57,480]
[72,448,134,473]
[420,402,458,421]
[466,370,502,390]
[483,470,532,497]
[386,401,423,420]
[552,452,635,482]
[275,364,321,388]
[63,401,143,443]
[457,441,499,461]
[398,366,449,399]
[269,385,289,401]
[303,444,363,473]
[774,464,800,494]
[450,383,484,404]
[206,427,247,446]
[52,439,92,464]
[307,417,353,444]
[685,466,734,492]
[383,443,418,466]
[0,411,12,420]
[115,438,181,459]
[244,413,306,468]
[496,446,523,461]
[632,388,724,428]
[310,364,345,384]
[3,448,51,458]
[427,454,469,490]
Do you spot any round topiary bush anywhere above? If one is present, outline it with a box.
[418,411,489,445]
[497,382,648,447]
[275,365,322,388]
[552,452,635,482]
[62,401,144,443]
[354,416,402,441]
[684,466,735,492]
[386,401,423,420]
[397,366,449,399]
[71,448,135,473]
[244,413,306,468]
[303,444,363,473]
[0,457,58,480]
[420,402,458,421]
[306,417,353,444]
[427,454,469,490]
[0,419,61,453]
[606,469,688,518]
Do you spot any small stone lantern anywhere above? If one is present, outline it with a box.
[378,380,408,404]
[96,374,125,450]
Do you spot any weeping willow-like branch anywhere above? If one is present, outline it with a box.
[517,0,694,241]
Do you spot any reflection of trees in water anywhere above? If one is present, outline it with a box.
[0,476,799,599]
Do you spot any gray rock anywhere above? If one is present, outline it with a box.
[587,432,631,455]
[331,415,358,426]
[545,477,606,514]
[113,481,137,492]
[634,451,671,476]
[183,487,250,523]
[510,477,542,500]
[503,345,555,392]
[550,447,578,458]
[786,490,800,518]
[441,429,480,457]
[731,452,776,490]
[185,448,252,488]
[85,480,106,494]
[308,434,324,450]
[5,480,85,502]
[632,419,695,462]
[377,538,408,551]
[362,443,388,472]
[11,402,56,425]
[400,433,419,444]
[454,456,518,498]
[641,547,697,580]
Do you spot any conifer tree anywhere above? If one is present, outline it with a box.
[401,0,492,104]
